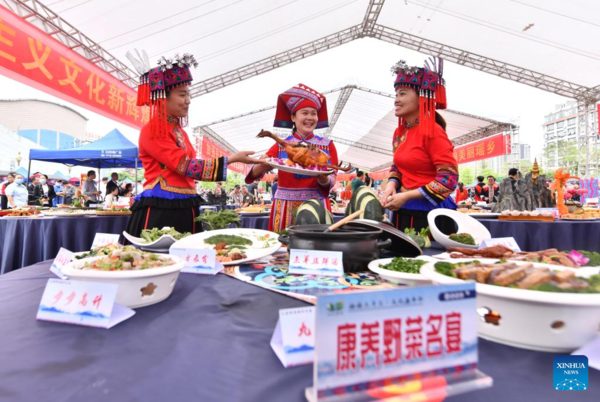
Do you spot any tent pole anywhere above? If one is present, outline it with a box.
[27,159,31,181]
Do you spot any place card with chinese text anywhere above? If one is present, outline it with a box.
[36,279,134,329]
[288,249,343,277]
[50,247,73,279]
[271,306,316,368]
[90,233,120,249]
[169,246,222,275]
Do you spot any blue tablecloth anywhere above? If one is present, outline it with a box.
[477,219,600,252]
[0,260,597,402]
[0,215,130,275]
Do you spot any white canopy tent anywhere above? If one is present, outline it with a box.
[2,0,598,172]
[195,85,516,171]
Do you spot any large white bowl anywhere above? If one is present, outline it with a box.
[420,259,600,352]
[427,209,491,250]
[61,255,184,308]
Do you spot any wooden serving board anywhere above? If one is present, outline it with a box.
[498,215,555,222]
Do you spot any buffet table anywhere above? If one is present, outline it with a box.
[1,260,598,402]
[0,215,129,275]
[477,218,600,252]
[239,214,344,230]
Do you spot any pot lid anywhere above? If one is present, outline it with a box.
[351,219,422,257]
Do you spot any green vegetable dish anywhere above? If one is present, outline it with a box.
[204,234,253,246]
[433,260,600,294]
[448,233,476,246]
[140,227,190,243]
[195,210,241,231]
[379,257,427,274]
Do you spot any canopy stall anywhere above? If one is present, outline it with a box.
[28,129,140,185]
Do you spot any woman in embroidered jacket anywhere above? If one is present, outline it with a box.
[246,84,339,232]
[379,58,459,232]
[125,53,260,236]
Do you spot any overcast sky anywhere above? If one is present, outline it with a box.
[0,37,568,163]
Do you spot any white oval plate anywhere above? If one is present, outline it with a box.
[266,159,334,176]
[169,228,281,266]
[368,256,438,286]
[420,259,598,304]
[427,209,491,250]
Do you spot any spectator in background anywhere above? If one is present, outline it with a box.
[106,172,120,196]
[5,174,28,208]
[364,173,373,188]
[271,177,278,197]
[455,182,469,203]
[82,170,101,206]
[53,180,64,206]
[38,174,55,207]
[483,175,499,204]
[229,185,243,206]
[58,181,76,205]
[100,177,108,197]
[351,170,365,193]
[104,186,120,207]
[246,180,259,200]
[241,185,254,207]
[1,172,15,209]
[27,175,43,205]
[474,175,485,202]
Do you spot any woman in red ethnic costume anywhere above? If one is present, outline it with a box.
[380,58,459,232]
[246,84,339,232]
[125,52,261,236]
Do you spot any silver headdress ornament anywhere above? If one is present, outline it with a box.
[125,49,151,75]
[157,53,199,72]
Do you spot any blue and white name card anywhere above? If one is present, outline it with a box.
[36,279,135,329]
[288,249,343,277]
[479,237,521,252]
[271,306,316,368]
[169,247,223,275]
[50,247,73,279]
[307,284,482,401]
[90,233,120,249]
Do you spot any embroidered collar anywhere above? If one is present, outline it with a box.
[166,115,179,125]
[405,119,419,129]
[292,131,315,142]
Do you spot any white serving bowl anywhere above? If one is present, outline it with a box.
[427,209,491,250]
[62,255,184,308]
[123,227,179,252]
[420,259,600,352]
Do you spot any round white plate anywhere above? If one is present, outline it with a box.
[169,228,281,266]
[427,209,491,250]
[368,256,437,286]
[265,159,334,176]
[237,211,269,215]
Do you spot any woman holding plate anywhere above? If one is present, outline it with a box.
[246,84,340,232]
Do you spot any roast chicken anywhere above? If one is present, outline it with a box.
[257,130,353,172]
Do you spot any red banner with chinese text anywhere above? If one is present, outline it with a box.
[452,134,511,165]
[0,6,146,129]
[201,136,248,175]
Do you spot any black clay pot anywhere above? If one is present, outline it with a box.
[278,223,392,273]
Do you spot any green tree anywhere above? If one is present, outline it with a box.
[458,166,475,185]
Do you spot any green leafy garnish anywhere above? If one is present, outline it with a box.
[449,233,476,246]
[195,210,241,231]
[379,257,427,274]
[139,227,190,243]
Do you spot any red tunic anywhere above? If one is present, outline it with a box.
[247,132,338,231]
[139,118,226,194]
